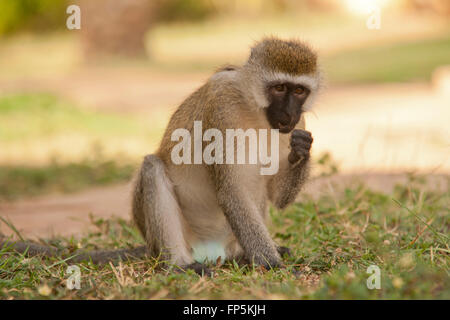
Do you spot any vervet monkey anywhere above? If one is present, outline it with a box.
[1,37,321,274]
[132,37,320,274]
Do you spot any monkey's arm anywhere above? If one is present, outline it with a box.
[268,129,312,209]
[212,165,282,269]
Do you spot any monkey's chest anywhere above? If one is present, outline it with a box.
[171,164,231,235]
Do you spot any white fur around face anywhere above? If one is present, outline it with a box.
[265,72,319,91]
[252,71,321,111]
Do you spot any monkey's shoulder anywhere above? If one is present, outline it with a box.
[208,65,241,86]
[213,64,239,74]
[181,67,242,106]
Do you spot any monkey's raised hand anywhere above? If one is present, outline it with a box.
[288,129,313,165]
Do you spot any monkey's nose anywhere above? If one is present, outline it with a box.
[278,122,291,131]
[278,116,290,126]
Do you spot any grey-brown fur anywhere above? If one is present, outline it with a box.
[132,37,320,271]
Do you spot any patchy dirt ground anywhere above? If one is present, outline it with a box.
[1,173,447,239]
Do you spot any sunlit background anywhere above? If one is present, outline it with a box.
[345,0,391,15]
[0,0,449,235]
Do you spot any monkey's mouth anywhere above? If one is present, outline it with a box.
[277,122,294,134]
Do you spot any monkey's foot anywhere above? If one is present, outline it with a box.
[277,246,292,258]
[182,262,214,277]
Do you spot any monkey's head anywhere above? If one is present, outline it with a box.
[244,37,321,133]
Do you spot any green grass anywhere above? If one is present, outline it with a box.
[0,93,165,199]
[1,175,448,299]
[0,93,155,143]
[0,157,136,201]
[324,34,450,84]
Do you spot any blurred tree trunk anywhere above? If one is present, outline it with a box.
[79,0,157,61]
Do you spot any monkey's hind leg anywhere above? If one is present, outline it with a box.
[132,155,193,268]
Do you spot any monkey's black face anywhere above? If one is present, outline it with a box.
[265,82,310,134]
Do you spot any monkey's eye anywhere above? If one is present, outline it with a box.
[273,84,286,93]
[294,87,306,95]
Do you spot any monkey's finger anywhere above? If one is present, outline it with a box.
[293,148,311,160]
[291,129,312,139]
[291,132,312,140]
[288,151,308,164]
[290,135,314,143]
[291,140,313,151]
[288,152,299,164]
[291,134,313,145]
[291,140,312,151]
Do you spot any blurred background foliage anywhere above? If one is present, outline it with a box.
[158,0,215,22]
[0,0,67,35]
[1,0,449,36]
[0,0,217,36]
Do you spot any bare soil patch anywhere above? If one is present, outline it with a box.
[1,173,447,239]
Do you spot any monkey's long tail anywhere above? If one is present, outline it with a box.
[0,233,148,265]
